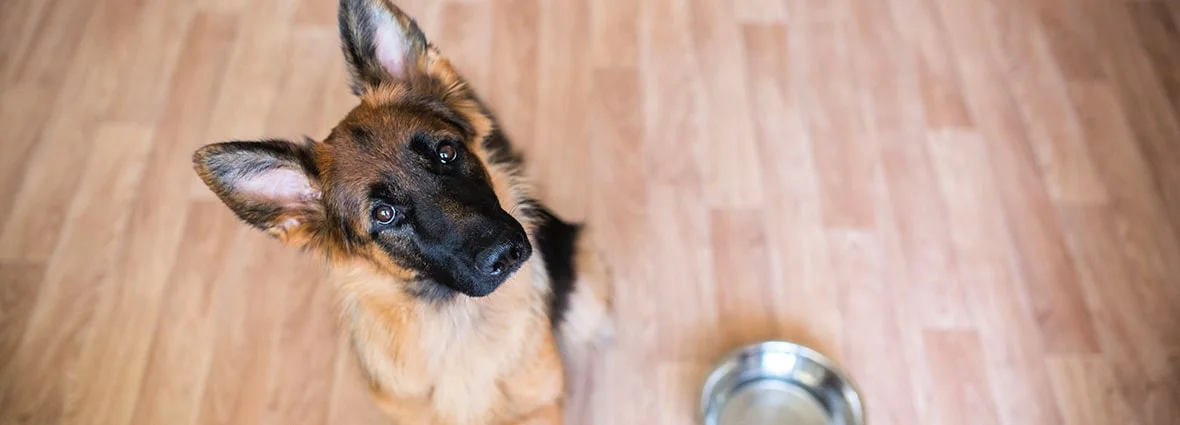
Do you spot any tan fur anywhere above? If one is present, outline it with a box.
[320,139,612,424]
[331,258,565,425]
[193,2,615,424]
[317,85,598,425]
[557,230,616,351]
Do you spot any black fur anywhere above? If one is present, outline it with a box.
[348,125,377,150]
[354,124,532,299]
[470,102,573,324]
[482,127,525,168]
[526,201,580,328]
[471,98,525,168]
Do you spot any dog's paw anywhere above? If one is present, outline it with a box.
[557,278,616,353]
[555,229,615,349]
[589,310,616,350]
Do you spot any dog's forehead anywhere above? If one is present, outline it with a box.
[335,103,428,145]
[339,98,467,145]
[318,101,464,201]
[326,105,436,166]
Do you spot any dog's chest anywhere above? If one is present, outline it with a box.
[347,299,557,424]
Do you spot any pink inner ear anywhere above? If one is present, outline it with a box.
[238,168,317,203]
[372,7,408,79]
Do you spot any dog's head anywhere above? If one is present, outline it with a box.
[193,0,531,299]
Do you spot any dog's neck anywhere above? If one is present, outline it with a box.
[329,253,550,338]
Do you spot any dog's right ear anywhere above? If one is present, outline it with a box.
[338,0,431,95]
[192,139,325,247]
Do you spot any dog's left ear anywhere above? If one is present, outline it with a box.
[192,139,325,248]
[338,0,434,95]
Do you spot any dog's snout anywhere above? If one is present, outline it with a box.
[475,238,529,276]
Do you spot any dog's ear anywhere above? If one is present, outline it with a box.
[338,0,433,95]
[193,139,325,247]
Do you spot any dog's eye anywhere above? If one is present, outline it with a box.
[437,142,458,164]
[372,204,396,224]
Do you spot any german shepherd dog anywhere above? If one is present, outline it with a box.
[191,0,614,423]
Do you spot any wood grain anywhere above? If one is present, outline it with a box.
[923,330,1001,425]
[1,0,1178,424]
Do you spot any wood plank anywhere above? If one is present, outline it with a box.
[984,0,1108,204]
[732,0,786,24]
[937,0,1100,355]
[0,0,55,82]
[52,123,155,425]
[887,0,973,129]
[0,122,155,425]
[4,0,97,85]
[854,0,973,329]
[588,68,656,357]
[1083,0,1180,243]
[263,27,338,139]
[1056,206,1178,423]
[640,0,718,363]
[0,261,45,373]
[63,16,238,425]
[103,0,197,123]
[1062,80,1180,423]
[689,0,764,208]
[258,261,338,425]
[201,0,298,141]
[795,0,875,229]
[583,67,657,425]
[0,0,146,262]
[126,203,242,425]
[585,351,654,425]
[741,22,843,355]
[657,362,709,425]
[645,179,718,362]
[1033,0,1106,81]
[193,233,296,425]
[1047,356,1143,425]
[590,0,638,68]
[1067,82,1180,342]
[1124,1,1180,242]
[52,14,238,425]
[923,330,1002,425]
[710,208,778,349]
[531,0,593,219]
[0,83,58,226]
[827,229,920,425]
[488,0,540,151]
[1128,2,1180,120]
[437,1,494,97]
[927,129,1065,425]
[292,0,336,27]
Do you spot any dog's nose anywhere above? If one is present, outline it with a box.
[475,239,529,276]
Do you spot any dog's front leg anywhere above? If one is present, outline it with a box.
[370,386,434,424]
[507,404,563,425]
[557,229,616,351]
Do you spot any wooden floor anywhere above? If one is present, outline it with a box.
[2,0,1179,423]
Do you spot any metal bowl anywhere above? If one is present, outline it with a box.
[699,341,865,425]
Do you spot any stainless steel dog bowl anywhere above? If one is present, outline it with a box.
[700,341,865,425]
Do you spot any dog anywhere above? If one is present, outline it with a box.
[191,1,615,423]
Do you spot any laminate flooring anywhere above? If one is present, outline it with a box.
[1,0,1178,424]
